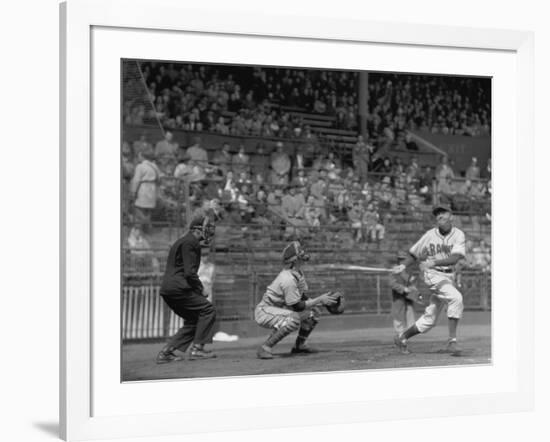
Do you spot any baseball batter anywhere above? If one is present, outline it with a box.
[254,241,338,359]
[393,204,466,355]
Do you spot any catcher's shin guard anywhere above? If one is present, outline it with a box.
[294,315,319,349]
[264,316,300,348]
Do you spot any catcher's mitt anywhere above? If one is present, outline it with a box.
[325,291,345,315]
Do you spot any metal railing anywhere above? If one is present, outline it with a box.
[121,268,491,341]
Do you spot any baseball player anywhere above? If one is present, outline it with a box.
[389,251,419,344]
[392,204,466,355]
[156,214,218,363]
[254,241,338,359]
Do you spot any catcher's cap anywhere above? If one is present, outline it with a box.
[432,204,452,216]
[397,250,408,260]
[282,241,310,264]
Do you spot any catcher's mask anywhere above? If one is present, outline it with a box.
[282,241,310,265]
[190,214,216,244]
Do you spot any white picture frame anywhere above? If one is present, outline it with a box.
[60,0,534,440]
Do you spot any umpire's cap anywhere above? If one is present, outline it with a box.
[189,213,214,229]
[432,204,452,216]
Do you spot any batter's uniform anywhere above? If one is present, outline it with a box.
[389,269,416,336]
[160,231,217,351]
[255,268,319,339]
[409,227,466,333]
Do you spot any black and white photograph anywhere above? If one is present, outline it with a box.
[120,60,492,381]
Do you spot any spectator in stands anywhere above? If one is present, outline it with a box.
[291,168,309,189]
[154,131,178,172]
[437,176,456,207]
[249,143,270,177]
[376,177,393,210]
[362,202,385,243]
[122,141,135,221]
[322,151,342,174]
[270,141,291,186]
[391,157,406,177]
[232,144,250,176]
[417,165,434,204]
[236,170,252,190]
[133,133,152,158]
[309,172,327,202]
[470,179,487,199]
[471,239,491,272]
[281,185,306,219]
[303,195,322,230]
[211,141,233,176]
[347,201,363,242]
[221,170,238,203]
[173,151,193,180]
[267,188,286,239]
[373,157,393,181]
[485,158,492,178]
[236,184,255,225]
[185,135,209,167]
[130,146,161,233]
[465,157,481,180]
[214,116,230,135]
[352,135,373,183]
[361,181,372,202]
[406,156,420,185]
[300,125,320,159]
[252,187,270,225]
[453,179,473,212]
[435,155,455,190]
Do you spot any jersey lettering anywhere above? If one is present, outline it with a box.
[410,227,466,265]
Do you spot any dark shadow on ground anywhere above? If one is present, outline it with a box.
[33,421,59,438]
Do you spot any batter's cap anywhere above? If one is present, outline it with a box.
[432,204,452,216]
[397,250,408,260]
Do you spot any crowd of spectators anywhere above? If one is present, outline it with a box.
[123,132,491,245]
[123,62,492,152]
[366,73,491,147]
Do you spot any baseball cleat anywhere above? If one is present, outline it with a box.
[291,345,319,355]
[256,345,274,359]
[394,335,411,354]
[189,348,217,360]
[156,350,184,364]
[440,339,462,355]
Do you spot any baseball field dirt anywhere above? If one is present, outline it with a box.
[122,324,491,381]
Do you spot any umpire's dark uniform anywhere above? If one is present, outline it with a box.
[160,230,217,352]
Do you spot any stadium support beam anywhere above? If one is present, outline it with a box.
[358,71,368,139]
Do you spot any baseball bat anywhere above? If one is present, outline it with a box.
[313,264,394,273]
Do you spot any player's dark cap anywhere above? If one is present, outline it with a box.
[282,241,310,264]
[189,214,213,229]
[432,204,452,216]
[397,250,408,260]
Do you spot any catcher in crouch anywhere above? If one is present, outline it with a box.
[254,241,342,359]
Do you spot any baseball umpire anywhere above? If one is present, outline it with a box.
[254,241,339,359]
[156,214,218,363]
